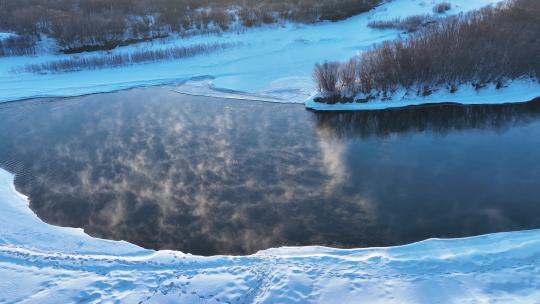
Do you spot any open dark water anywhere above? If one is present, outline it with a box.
[1,87,540,255]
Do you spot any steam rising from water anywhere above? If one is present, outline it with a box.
[0,89,539,255]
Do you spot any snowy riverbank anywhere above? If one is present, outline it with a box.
[1,167,540,302]
[305,78,540,111]
[0,0,502,104]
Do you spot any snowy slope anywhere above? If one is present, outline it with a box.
[1,167,540,303]
[0,0,506,104]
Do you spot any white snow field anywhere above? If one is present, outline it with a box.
[0,0,512,104]
[2,167,540,303]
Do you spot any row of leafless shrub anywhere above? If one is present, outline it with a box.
[0,35,37,57]
[0,0,382,53]
[367,14,439,32]
[17,42,241,74]
[314,0,540,100]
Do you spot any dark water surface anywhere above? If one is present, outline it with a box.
[1,87,540,255]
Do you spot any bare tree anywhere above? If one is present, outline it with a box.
[339,58,358,94]
[313,61,340,93]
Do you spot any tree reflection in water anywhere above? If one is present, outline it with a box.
[313,99,540,138]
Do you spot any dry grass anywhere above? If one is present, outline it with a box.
[17,42,241,73]
[367,14,439,32]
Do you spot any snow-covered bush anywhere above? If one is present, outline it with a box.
[433,2,452,14]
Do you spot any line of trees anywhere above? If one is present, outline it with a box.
[18,42,240,73]
[0,0,381,55]
[313,0,540,102]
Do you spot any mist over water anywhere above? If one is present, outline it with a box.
[1,88,540,255]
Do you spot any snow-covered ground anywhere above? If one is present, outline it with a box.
[0,0,508,104]
[306,78,540,111]
[0,32,16,40]
[2,167,540,303]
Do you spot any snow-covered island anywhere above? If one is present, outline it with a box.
[306,0,540,111]
[1,0,540,302]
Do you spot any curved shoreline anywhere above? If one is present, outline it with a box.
[2,166,540,302]
[2,161,540,255]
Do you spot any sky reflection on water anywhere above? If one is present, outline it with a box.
[1,88,539,255]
